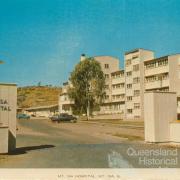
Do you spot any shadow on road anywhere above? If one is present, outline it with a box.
[9,145,55,155]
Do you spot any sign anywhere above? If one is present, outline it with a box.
[0,83,17,152]
[0,99,11,111]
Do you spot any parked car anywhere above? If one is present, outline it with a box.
[50,113,77,123]
[17,114,30,119]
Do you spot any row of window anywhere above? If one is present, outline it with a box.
[112,94,125,100]
[111,73,124,79]
[112,83,125,89]
[102,104,124,111]
[145,73,169,82]
[145,59,168,69]
[104,90,140,101]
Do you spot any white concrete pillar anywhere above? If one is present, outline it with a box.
[0,83,17,152]
[0,126,8,154]
[144,92,177,143]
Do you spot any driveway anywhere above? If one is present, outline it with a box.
[0,118,179,168]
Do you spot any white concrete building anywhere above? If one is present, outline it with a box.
[93,56,123,115]
[59,50,180,121]
[59,81,74,115]
[124,49,154,120]
[144,54,180,117]
[25,104,58,117]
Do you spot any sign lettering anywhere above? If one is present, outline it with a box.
[0,99,11,111]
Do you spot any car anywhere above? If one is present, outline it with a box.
[50,113,77,123]
[17,114,30,119]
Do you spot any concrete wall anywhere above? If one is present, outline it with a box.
[170,122,180,142]
[0,83,17,152]
[0,126,8,154]
[144,92,177,142]
[169,55,180,96]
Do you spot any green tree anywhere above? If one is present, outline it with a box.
[68,57,105,119]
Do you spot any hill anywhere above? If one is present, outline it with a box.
[17,86,62,108]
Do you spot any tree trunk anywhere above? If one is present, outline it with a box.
[87,99,90,121]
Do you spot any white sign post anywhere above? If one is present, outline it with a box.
[144,92,177,143]
[0,83,17,153]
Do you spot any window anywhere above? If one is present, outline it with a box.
[127,84,132,89]
[132,55,138,59]
[157,59,168,67]
[105,85,109,90]
[145,76,157,82]
[126,59,132,66]
[134,90,140,96]
[127,96,132,101]
[105,74,109,79]
[127,109,132,114]
[134,103,140,109]
[105,64,109,69]
[112,83,124,89]
[111,72,124,79]
[105,95,109,100]
[145,62,156,69]
[133,77,140,84]
[133,64,139,71]
[126,71,132,77]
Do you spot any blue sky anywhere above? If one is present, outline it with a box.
[0,0,180,86]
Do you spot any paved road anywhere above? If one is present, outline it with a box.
[0,118,179,168]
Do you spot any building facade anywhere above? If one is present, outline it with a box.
[59,82,74,115]
[124,49,154,120]
[59,50,180,120]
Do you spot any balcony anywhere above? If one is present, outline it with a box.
[112,88,125,95]
[112,98,125,103]
[145,79,169,90]
[111,77,125,84]
[145,65,169,76]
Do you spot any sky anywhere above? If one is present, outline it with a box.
[0,0,180,86]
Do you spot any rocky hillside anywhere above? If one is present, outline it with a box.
[17,86,62,108]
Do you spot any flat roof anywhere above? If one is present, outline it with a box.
[144,91,176,94]
[0,83,17,86]
[25,104,58,111]
[125,48,154,55]
[144,55,168,63]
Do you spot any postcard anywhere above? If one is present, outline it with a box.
[0,0,180,179]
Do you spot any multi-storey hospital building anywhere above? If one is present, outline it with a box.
[59,49,180,120]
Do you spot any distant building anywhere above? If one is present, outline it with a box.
[59,82,74,115]
[59,50,180,121]
[25,104,58,117]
